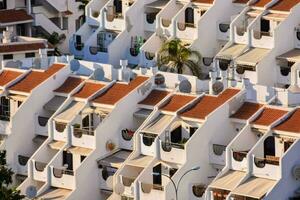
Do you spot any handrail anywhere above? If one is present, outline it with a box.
[73,127,95,137]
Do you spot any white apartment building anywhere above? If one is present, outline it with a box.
[0,0,83,53]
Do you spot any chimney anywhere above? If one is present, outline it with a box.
[2,30,12,44]
[120,60,131,82]
[39,49,48,69]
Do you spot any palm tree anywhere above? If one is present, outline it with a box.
[158,39,206,79]
[78,0,90,23]
[46,32,66,56]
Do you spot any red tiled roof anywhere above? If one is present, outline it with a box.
[273,109,300,133]
[139,90,169,106]
[160,94,196,112]
[0,9,33,24]
[93,76,149,105]
[191,0,214,4]
[181,88,240,120]
[251,108,288,126]
[54,77,84,94]
[251,0,272,8]
[73,82,105,99]
[233,0,250,4]
[270,0,300,12]
[9,64,65,93]
[0,42,51,54]
[0,70,22,87]
[230,102,263,120]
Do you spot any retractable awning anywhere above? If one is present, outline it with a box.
[231,177,276,199]
[127,155,153,168]
[54,101,85,123]
[98,150,131,169]
[277,49,300,63]
[44,96,67,112]
[67,146,93,156]
[236,48,270,66]
[48,140,65,150]
[9,94,27,102]
[146,0,168,9]
[216,44,247,61]
[263,13,288,21]
[142,114,173,134]
[210,170,246,191]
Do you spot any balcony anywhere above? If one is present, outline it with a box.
[209,144,226,167]
[71,126,95,149]
[139,182,165,200]
[217,22,230,41]
[252,30,274,48]
[231,150,248,171]
[160,141,186,164]
[253,155,280,179]
[32,160,48,182]
[53,122,68,142]
[104,8,125,31]
[144,13,156,32]
[140,133,157,156]
[176,22,197,40]
[51,166,75,190]
[17,155,30,175]
[35,116,49,136]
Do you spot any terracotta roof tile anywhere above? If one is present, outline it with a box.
[233,0,250,4]
[191,0,214,4]
[251,108,288,126]
[270,0,300,12]
[73,82,105,99]
[181,88,240,120]
[0,9,33,24]
[93,76,149,105]
[251,0,272,8]
[9,64,65,93]
[160,94,196,112]
[231,102,263,120]
[0,70,22,87]
[273,109,300,133]
[54,77,84,94]
[139,90,169,106]
[0,42,50,54]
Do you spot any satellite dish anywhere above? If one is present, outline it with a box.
[212,81,224,95]
[26,186,37,199]
[179,79,192,93]
[70,59,80,72]
[292,165,300,180]
[93,68,105,81]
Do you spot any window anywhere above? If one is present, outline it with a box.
[261,19,270,33]
[25,52,35,58]
[3,54,13,60]
[185,7,194,25]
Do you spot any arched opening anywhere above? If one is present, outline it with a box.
[264,136,275,157]
[219,60,230,71]
[297,31,300,41]
[185,7,194,27]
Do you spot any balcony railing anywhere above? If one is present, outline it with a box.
[53,168,74,178]
[177,22,195,31]
[254,156,280,168]
[73,127,95,138]
[141,183,164,193]
[161,141,185,152]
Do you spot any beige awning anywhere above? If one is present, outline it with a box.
[9,94,27,102]
[38,188,72,199]
[54,101,85,123]
[210,170,246,191]
[263,13,288,21]
[216,44,247,61]
[277,49,300,63]
[133,109,152,120]
[98,150,131,169]
[44,96,67,112]
[231,177,276,199]
[48,140,65,150]
[146,0,168,9]
[142,114,173,134]
[67,146,93,156]
[236,48,270,66]
[127,155,153,168]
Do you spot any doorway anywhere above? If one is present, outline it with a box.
[264,136,275,157]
